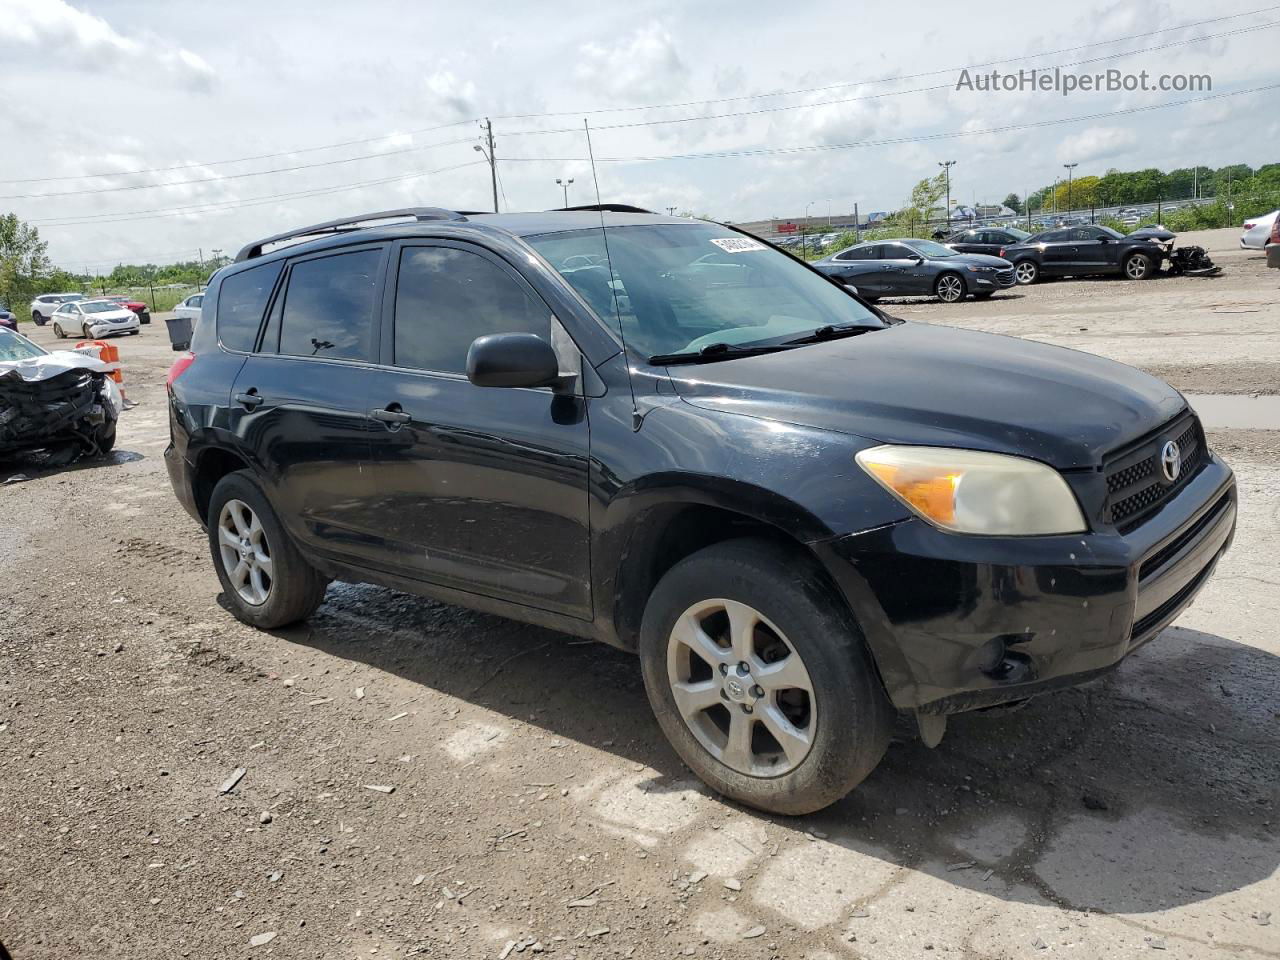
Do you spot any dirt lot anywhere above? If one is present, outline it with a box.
[1,232,1277,959]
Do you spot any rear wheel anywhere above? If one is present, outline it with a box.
[1014,260,1039,285]
[32,311,44,325]
[207,471,330,629]
[1124,252,1155,280]
[639,538,894,815]
[934,272,966,303]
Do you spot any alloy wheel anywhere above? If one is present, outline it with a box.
[1014,262,1037,284]
[217,499,273,606]
[1125,255,1149,279]
[936,275,964,302]
[666,598,816,777]
[52,323,63,339]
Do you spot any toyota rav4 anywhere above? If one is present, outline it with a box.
[164,206,1236,814]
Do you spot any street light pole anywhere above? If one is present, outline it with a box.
[804,200,816,258]
[1063,162,1078,214]
[937,161,956,234]
[555,177,574,207]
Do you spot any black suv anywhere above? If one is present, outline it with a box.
[165,206,1236,814]
[1000,224,1168,285]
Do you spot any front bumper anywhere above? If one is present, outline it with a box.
[814,453,1236,714]
[88,320,140,337]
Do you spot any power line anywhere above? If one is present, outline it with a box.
[2,5,1271,192]
[491,20,1279,139]
[35,161,487,229]
[0,136,478,201]
[487,4,1280,120]
[0,118,479,186]
[497,82,1280,164]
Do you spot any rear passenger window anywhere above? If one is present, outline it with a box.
[394,246,550,374]
[279,249,381,362]
[217,262,283,352]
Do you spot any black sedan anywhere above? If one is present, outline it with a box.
[813,238,1015,303]
[998,224,1168,285]
[945,225,1031,256]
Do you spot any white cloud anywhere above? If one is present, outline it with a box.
[576,24,689,103]
[0,0,215,90]
[1056,126,1138,164]
[425,68,479,119]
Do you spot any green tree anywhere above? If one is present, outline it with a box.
[0,212,51,312]
[1002,193,1023,214]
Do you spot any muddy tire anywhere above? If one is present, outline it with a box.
[638,538,894,815]
[206,470,329,629]
[1124,252,1156,280]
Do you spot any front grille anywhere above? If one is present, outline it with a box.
[1103,413,1206,532]
[995,268,1016,287]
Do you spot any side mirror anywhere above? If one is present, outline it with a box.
[466,333,561,389]
[1097,235,1111,243]
[909,254,924,262]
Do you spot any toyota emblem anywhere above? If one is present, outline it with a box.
[1160,440,1182,483]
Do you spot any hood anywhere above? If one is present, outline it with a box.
[937,252,1010,267]
[86,308,136,322]
[665,324,1184,469]
[0,349,112,383]
[1124,227,1176,242]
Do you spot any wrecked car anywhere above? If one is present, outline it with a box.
[0,327,120,464]
[165,206,1236,815]
[1000,223,1219,283]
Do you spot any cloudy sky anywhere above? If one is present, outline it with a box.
[1,0,1277,270]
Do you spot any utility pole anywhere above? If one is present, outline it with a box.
[473,119,499,213]
[854,202,860,242]
[555,177,574,207]
[938,160,956,232]
[1063,162,1078,213]
[665,206,677,216]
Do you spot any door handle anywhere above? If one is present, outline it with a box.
[372,404,411,426]
[235,390,263,410]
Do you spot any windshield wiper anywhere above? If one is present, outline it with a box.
[782,324,878,345]
[648,342,798,365]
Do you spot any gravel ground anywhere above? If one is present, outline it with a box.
[1,244,1277,959]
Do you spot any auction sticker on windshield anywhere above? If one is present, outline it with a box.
[710,237,766,253]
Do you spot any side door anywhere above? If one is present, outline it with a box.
[881,243,929,294]
[360,239,593,620]
[1037,229,1076,274]
[1070,227,1115,272]
[226,247,388,565]
[948,232,982,254]
[828,246,879,289]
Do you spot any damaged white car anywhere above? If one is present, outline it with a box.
[0,327,121,464]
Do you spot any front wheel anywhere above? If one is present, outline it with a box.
[639,538,894,815]
[82,324,91,339]
[1014,260,1039,285]
[52,322,65,339]
[934,272,966,303]
[207,471,330,629]
[1124,252,1155,280]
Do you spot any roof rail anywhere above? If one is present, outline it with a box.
[234,207,467,262]
[550,204,656,214]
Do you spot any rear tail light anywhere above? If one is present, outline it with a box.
[998,247,1006,257]
[166,351,195,389]
[1243,222,1255,230]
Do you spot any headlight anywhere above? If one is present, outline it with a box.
[966,265,994,273]
[855,445,1086,535]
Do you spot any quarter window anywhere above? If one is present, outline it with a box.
[217,261,283,352]
[393,246,550,374]
[278,249,381,362]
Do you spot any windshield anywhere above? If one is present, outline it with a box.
[526,223,884,358]
[0,328,47,362]
[909,239,960,258]
[1005,227,1031,240]
[82,301,123,314]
